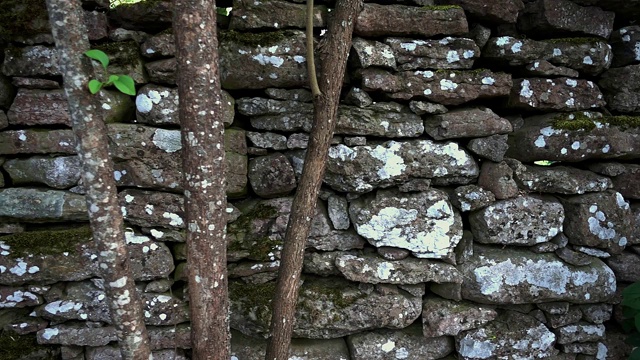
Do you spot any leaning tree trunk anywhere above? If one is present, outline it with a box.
[173,1,231,359]
[45,0,152,359]
[264,0,364,358]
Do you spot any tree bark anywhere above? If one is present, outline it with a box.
[45,1,152,359]
[264,0,363,359]
[173,1,231,359]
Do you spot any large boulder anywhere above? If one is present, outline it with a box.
[349,189,463,259]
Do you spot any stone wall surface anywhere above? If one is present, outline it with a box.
[0,0,639,359]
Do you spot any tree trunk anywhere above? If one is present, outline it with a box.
[264,0,363,359]
[45,1,152,359]
[173,1,231,359]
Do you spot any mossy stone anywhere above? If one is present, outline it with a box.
[0,226,92,259]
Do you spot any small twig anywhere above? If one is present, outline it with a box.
[307,0,321,97]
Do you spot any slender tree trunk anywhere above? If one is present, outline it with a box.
[265,0,363,358]
[45,1,152,359]
[173,1,230,359]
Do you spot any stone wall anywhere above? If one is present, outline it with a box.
[0,0,639,359]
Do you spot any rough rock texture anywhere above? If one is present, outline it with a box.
[325,140,478,193]
[3,156,82,189]
[140,31,175,59]
[424,107,512,140]
[450,185,496,212]
[469,196,564,245]
[460,245,616,304]
[2,46,60,77]
[555,323,605,344]
[435,0,524,23]
[0,129,75,155]
[518,0,615,38]
[349,189,463,259]
[477,161,519,199]
[384,37,480,71]
[231,331,351,360]
[119,189,184,229]
[0,188,86,222]
[422,297,497,337]
[361,68,512,104]
[347,324,454,360]
[248,153,297,198]
[351,38,396,69]
[609,26,640,67]
[599,64,640,113]
[605,252,640,282]
[229,0,327,30]
[610,164,640,200]
[509,78,605,111]
[506,160,612,195]
[327,195,350,230]
[467,134,509,162]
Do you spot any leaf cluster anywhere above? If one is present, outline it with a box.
[622,281,640,360]
[84,49,136,96]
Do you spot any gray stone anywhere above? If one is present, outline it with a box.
[589,162,629,177]
[0,223,24,234]
[351,38,396,69]
[108,28,150,43]
[246,132,287,150]
[470,196,564,246]
[460,245,616,304]
[145,58,176,84]
[605,252,640,282]
[546,307,583,328]
[355,4,468,38]
[265,88,313,102]
[578,304,612,324]
[0,129,76,155]
[477,161,519,199]
[609,26,640,68]
[422,297,497,337]
[523,60,580,78]
[424,107,512,140]
[140,31,175,59]
[145,279,173,293]
[3,156,82,189]
[287,133,309,149]
[335,253,461,284]
[574,246,611,258]
[409,101,447,115]
[435,0,524,23]
[610,164,640,200]
[119,189,184,230]
[0,188,86,222]
[377,247,411,261]
[248,153,297,198]
[361,68,512,104]
[506,113,640,162]
[347,324,454,360]
[349,188,463,259]
[10,77,60,90]
[600,64,640,113]
[509,78,605,111]
[344,88,373,108]
[303,251,351,276]
[538,302,570,315]
[562,191,632,253]
[231,330,350,359]
[37,324,117,346]
[450,185,495,212]
[518,0,614,38]
[467,134,509,162]
[483,37,612,76]
[456,311,557,359]
[326,140,478,193]
[2,46,59,77]
[398,179,432,193]
[229,0,326,30]
[90,41,148,85]
[562,343,599,355]
[0,287,42,308]
[86,347,187,360]
[385,37,479,71]
[556,323,605,344]
[556,245,595,266]
[327,195,350,230]
[230,277,422,339]
[506,160,612,195]
[531,241,561,253]
[343,137,366,146]
[468,23,492,48]
[0,112,8,130]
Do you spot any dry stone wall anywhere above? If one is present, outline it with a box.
[0,0,639,359]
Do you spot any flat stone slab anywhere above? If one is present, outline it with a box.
[2,45,60,77]
[231,331,350,360]
[506,160,612,194]
[437,0,524,24]
[229,0,327,30]
[0,188,87,222]
[385,37,480,71]
[509,78,605,111]
[3,156,82,189]
[0,129,77,155]
[460,245,617,304]
[361,68,512,105]
[518,0,614,39]
[424,107,512,140]
[349,189,462,259]
[599,64,640,113]
[422,297,497,337]
[325,140,478,193]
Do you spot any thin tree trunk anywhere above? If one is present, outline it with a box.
[264,0,363,358]
[45,1,152,359]
[173,1,230,359]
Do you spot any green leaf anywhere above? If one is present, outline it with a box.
[623,306,639,318]
[85,49,110,70]
[113,75,136,96]
[88,80,103,94]
[624,282,640,299]
[636,313,640,332]
[626,332,640,347]
[623,298,640,310]
[630,346,640,360]
[108,74,120,84]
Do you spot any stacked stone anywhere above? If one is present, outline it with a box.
[0,0,639,359]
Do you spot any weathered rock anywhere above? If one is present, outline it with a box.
[355,4,468,38]
[230,277,422,339]
[240,97,424,137]
[287,133,309,149]
[86,347,187,360]
[561,342,599,355]
[361,68,512,104]
[523,60,580,78]
[531,241,562,253]
[578,304,612,324]
[460,245,616,304]
[119,189,184,229]
[3,156,82,189]
[588,162,628,177]
[0,188,86,222]
[8,89,133,126]
[545,307,583,328]
[538,302,570,315]
[562,191,632,253]
[135,85,234,126]
[335,253,461,284]
[555,247,594,267]
[351,38,396,69]
[11,77,60,90]
[265,88,312,102]
[470,196,563,246]
[610,164,640,200]
[424,107,512,140]
[248,153,297,198]
[0,112,8,130]
[376,247,411,261]
[505,160,612,195]
[231,330,350,360]
[384,37,479,71]
[145,58,176,84]
[327,195,350,230]
[349,188,462,259]
[230,0,326,30]
[574,246,611,259]
[518,0,614,39]
[467,134,509,162]
[456,311,557,359]
[609,26,640,68]
[109,28,150,43]
[0,76,14,110]
[555,323,605,344]
[605,252,640,282]
[509,78,605,111]
[398,179,432,193]
[506,113,640,162]
[303,251,351,276]
[483,37,612,76]
[0,287,42,308]
[435,0,523,23]
[0,228,173,285]
[344,88,373,108]
[409,101,447,115]
[326,140,478,193]
[477,161,519,199]
[140,31,175,59]
[347,324,454,360]
[422,297,497,338]
[37,324,117,347]
[2,46,59,77]
[84,10,108,40]
[599,64,640,113]
[450,185,495,212]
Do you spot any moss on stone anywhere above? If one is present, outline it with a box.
[0,0,49,38]
[0,226,92,259]
[219,30,290,48]
[552,112,640,131]
[229,281,275,324]
[94,41,141,67]
[301,280,365,310]
[544,37,604,45]
[0,331,47,360]
[421,5,462,11]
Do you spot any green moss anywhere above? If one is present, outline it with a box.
[0,227,92,259]
[94,41,141,67]
[552,112,640,131]
[219,30,290,48]
[229,281,275,324]
[421,5,462,11]
[302,280,365,309]
[0,0,49,38]
[0,331,44,360]
[544,37,604,45]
